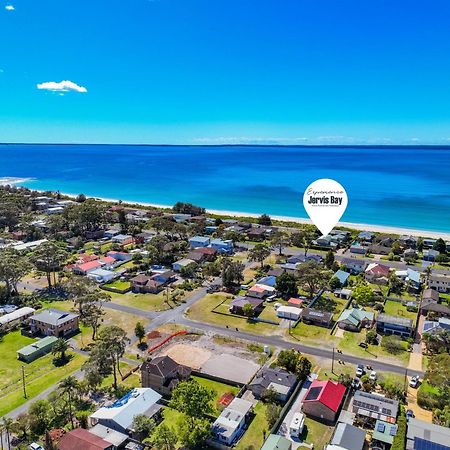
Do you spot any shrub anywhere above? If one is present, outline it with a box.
[381,335,404,354]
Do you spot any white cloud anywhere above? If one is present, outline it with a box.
[5,5,15,10]
[36,80,87,93]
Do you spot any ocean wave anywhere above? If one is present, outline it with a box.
[0,177,36,186]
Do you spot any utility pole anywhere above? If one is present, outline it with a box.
[332,347,335,374]
[404,368,408,394]
[22,366,27,398]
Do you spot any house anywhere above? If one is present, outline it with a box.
[30,309,79,337]
[377,235,395,247]
[422,317,450,336]
[365,263,390,284]
[423,238,438,248]
[135,231,156,244]
[88,424,129,449]
[429,274,450,293]
[151,269,176,284]
[211,397,253,446]
[72,260,103,275]
[248,367,297,402]
[406,418,450,450]
[420,288,440,312]
[340,258,366,274]
[247,283,276,299]
[17,336,58,363]
[352,390,399,423]
[261,435,292,450]
[326,423,366,450]
[423,249,440,262]
[315,235,338,248]
[276,305,302,321]
[404,248,417,259]
[106,251,132,262]
[334,288,352,300]
[130,274,165,294]
[288,297,305,308]
[420,302,450,318]
[372,420,398,446]
[104,229,121,239]
[189,236,210,248]
[399,235,418,249]
[247,227,267,241]
[193,246,217,260]
[58,428,114,450]
[87,268,118,284]
[111,234,134,246]
[302,380,346,423]
[186,250,208,263]
[229,296,264,315]
[301,308,333,327]
[376,313,413,338]
[210,238,234,254]
[358,231,375,242]
[172,258,196,272]
[368,245,391,256]
[333,270,350,286]
[337,308,374,331]
[403,269,421,292]
[279,263,301,274]
[141,355,191,396]
[89,388,162,434]
[349,242,367,254]
[0,306,35,330]
[257,275,277,287]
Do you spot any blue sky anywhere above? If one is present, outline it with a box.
[1,0,450,144]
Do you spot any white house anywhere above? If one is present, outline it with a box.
[211,397,253,446]
[89,388,162,434]
[87,268,119,284]
[276,305,302,321]
[172,258,196,272]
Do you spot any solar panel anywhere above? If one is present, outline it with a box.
[389,426,397,436]
[305,387,322,401]
[415,438,450,450]
[377,423,386,433]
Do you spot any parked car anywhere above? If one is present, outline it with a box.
[369,370,377,381]
[356,364,365,377]
[406,409,415,420]
[409,375,420,388]
[351,377,361,389]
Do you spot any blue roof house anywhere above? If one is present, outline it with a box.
[210,239,234,254]
[189,236,210,249]
[333,270,351,286]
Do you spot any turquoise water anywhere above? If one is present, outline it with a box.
[0,144,449,233]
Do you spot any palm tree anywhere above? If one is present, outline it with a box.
[51,338,69,361]
[2,417,13,450]
[59,376,80,429]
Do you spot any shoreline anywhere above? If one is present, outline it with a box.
[2,178,450,239]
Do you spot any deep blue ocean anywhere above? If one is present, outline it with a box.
[1,144,449,233]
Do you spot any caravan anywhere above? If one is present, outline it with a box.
[289,412,305,437]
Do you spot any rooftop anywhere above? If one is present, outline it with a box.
[31,308,78,326]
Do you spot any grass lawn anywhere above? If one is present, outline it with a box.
[103,280,131,290]
[108,291,173,312]
[101,362,141,390]
[314,294,348,320]
[337,330,410,366]
[0,331,86,416]
[300,417,334,447]
[236,402,269,450]
[155,407,184,447]
[288,322,335,347]
[187,293,279,336]
[384,300,418,324]
[192,376,239,415]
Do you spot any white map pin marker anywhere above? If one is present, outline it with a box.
[303,178,348,237]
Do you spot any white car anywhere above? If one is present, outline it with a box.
[409,375,420,388]
[369,370,377,381]
[356,364,365,377]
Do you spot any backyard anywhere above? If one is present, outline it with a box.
[236,401,270,450]
[192,376,239,414]
[383,299,418,324]
[0,330,86,417]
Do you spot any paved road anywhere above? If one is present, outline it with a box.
[177,317,423,377]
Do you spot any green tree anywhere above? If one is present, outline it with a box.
[433,405,450,427]
[135,321,146,344]
[290,229,315,256]
[178,417,211,449]
[0,248,32,298]
[51,338,69,362]
[31,240,68,288]
[433,238,447,254]
[63,199,107,233]
[258,214,272,226]
[249,243,271,268]
[58,376,80,429]
[352,283,375,305]
[276,271,298,299]
[132,414,155,439]
[381,335,404,355]
[28,399,53,435]
[221,258,244,288]
[296,356,312,380]
[150,424,177,450]
[77,291,111,340]
[277,349,300,373]
[271,231,289,255]
[365,329,378,344]
[169,380,215,419]
[388,273,404,295]
[265,403,282,428]
[297,261,332,300]
[425,353,450,388]
[11,413,30,440]
[2,418,13,450]
[324,250,335,269]
[242,303,255,318]
[329,276,342,290]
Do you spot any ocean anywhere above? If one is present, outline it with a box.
[1,144,449,233]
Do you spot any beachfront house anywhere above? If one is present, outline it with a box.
[423,249,440,262]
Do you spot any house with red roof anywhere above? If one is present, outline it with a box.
[247,283,277,299]
[73,260,103,275]
[302,379,346,423]
[365,263,391,285]
[58,428,113,450]
[288,297,304,308]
